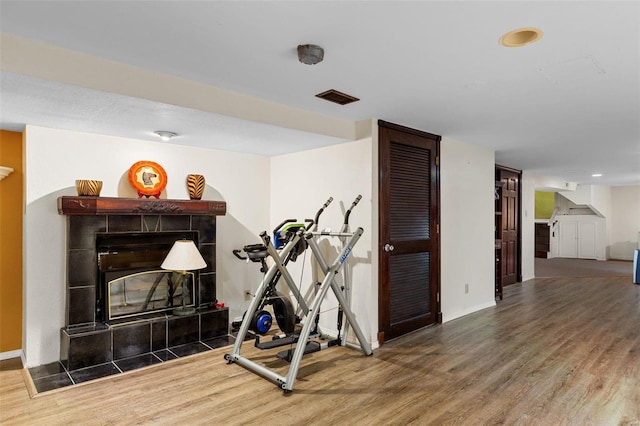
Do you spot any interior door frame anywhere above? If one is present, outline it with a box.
[377,120,441,345]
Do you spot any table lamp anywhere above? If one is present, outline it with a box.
[161,240,207,315]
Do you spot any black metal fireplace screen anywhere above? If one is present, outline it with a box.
[96,231,198,322]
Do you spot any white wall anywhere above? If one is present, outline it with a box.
[610,185,640,260]
[269,137,375,346]
[521,171,535,281]
[590,185,613,220]
[440,138,496,322]
[591,185,612,256]
[23,125,271,367]
[560,184,612,219]
[534,174,577,192]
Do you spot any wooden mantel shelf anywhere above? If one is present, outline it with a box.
[58,196,226,216]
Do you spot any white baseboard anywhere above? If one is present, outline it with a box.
[442,300,497,323]
[0,349,23,362]
[522,273,535,282]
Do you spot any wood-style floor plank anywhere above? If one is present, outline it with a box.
[1,275,638,425]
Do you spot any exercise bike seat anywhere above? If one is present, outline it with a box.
[243,243,268,261]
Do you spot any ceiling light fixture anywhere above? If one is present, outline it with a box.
[297,44,324,65]
[154,131,177,142]
[592,173,603,177]
[499,27,543,47]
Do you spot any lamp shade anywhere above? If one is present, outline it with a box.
[161,240,207,271]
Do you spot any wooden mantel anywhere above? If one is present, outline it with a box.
[58,196,226,216]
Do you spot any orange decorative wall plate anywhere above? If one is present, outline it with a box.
[128,161,168,198]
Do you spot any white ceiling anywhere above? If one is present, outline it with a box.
[1,1,639,186]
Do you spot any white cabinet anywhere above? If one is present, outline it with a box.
[558,221,578,258]
[556,217,603,260]
[578,222,597,259]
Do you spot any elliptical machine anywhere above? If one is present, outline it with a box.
[226,195,373,394]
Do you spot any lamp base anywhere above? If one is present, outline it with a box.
[172,306,196,316]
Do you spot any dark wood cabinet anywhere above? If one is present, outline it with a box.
[535,223,550,258]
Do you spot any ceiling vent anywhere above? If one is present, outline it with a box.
[315,89,360,105]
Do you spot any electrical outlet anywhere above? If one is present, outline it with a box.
[244,290,251,301]
[464,283,469,294]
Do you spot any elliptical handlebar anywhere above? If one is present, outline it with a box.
[268,197,333,235]
[312,197,333,231]
[343,194,362,226]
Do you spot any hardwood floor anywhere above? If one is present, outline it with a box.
[535,257,633,278]
[1,276,639,425]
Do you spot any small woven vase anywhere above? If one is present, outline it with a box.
[186,174,205,200]
[76,180,103,196]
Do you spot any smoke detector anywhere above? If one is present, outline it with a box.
[297,44,324,65]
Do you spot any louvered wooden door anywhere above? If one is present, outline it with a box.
[378,121,440,343]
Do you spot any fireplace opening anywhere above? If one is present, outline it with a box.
[96,231,199,323]
[104,269,195,321]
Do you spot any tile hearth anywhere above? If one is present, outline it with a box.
[29,335,233,394]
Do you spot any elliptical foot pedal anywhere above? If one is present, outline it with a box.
[255,335,298,350]
[276,341,321,362]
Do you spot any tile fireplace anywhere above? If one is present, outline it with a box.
[56,196,229,372]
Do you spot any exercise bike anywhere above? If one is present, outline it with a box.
[231,200,331,335]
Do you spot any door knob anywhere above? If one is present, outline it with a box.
[384,243,395,252]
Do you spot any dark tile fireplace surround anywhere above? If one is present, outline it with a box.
[28,197,230,393]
